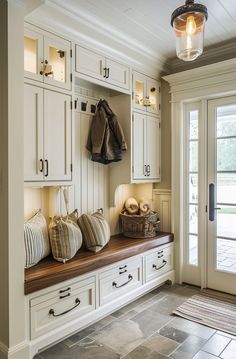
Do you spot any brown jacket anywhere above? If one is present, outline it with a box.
[86,100,127,164]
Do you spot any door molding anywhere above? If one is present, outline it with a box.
[163,58,236,286]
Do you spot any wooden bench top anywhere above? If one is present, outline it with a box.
[25,232,174,294]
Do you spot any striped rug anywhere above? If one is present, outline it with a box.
[173,290,236,335]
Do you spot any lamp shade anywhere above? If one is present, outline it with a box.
[171,0,208,62]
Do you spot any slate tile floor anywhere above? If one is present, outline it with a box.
[35,284,236,359]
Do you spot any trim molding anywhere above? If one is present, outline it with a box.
[0,340,29,359]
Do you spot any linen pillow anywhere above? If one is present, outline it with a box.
[24,210,51,269]
[49,211,82,263]
[78,210,110,252]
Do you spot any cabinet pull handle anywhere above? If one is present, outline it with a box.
[112,274,133,289]
[158,255,164,258]
[119,269,127,275]
[45,159,49,177]
[119,265,127,270]
[153,260,167,271]
[106,67,110,78]
[59,287,71,294]
[49,298,80,317]
[103,67,107,78]
[60,293,71,299]
[157,250,163,255]
[147,165,151,176]
[144,164,147,176]
[39,159,44,173]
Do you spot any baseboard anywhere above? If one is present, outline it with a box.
[0,340,29,359]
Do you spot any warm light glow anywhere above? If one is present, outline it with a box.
[186,15,197,35]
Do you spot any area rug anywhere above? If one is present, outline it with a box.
[173,290,236,335]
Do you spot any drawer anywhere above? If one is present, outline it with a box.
[145,245,173,283]
[99,257,141,280]
[30,277,95,339]
[99,258,142,306]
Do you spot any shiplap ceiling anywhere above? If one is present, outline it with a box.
[27,0,236,75]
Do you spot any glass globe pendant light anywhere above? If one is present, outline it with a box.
[171,0,208,61]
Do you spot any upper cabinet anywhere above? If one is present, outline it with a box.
[132,71,160,115]
[75,45,130,91]
[24,24,72,91]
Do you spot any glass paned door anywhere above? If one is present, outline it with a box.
[208,97,236,295]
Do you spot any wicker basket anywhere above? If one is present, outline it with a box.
[120,210,160,238]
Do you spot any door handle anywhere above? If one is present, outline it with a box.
[106,67,110,78]
[209,183,218,221]
[45,159,49,177]
[103,67,107,78]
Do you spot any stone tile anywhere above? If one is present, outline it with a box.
[148,294,187,316]
[118,292,157,313]
[171,335,206,359]
[220,340,236,359]
[118,309,138,320]
[40,340,120,359]
[131,308,172,337]
[123,345,169,359]
[88,315,115,331]
[192,350,219,359]
[216,331,236,340]
[162,284,201,298]
[158,326,189,343]
[202,333,231,356]
[170,317,216,339]
[135,292,167,313]
[89,319,146,356]
[62,327,95,348]
[142,333,179,355]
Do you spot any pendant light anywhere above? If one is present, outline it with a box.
[171,0,208,62]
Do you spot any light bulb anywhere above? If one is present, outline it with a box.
[186,15,197,35]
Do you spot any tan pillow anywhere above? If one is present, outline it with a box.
[49,210,82,263]
[24,210,51,269]
[78,210,110,252]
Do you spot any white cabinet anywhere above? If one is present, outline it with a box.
[132,112,160,182]
[24,84,72,182]
[75,45,130,90]
[132,71,160,115]
[145,245,174,283]
[24,24,72,90]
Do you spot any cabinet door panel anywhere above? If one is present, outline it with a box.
[147,79,160,115]
[132,113,146,180]
[24,27,44,82]
[24,84,44,181]
[132,72,147,111]
[76,46,105,80]
[44,91,72,181]
[44,35,71,90]
[146,116,160,181]
[106,59,130,90]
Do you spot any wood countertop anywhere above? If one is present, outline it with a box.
[25,232,174,294]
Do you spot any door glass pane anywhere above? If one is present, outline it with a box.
[189,204,198,234]
[148,85,157,111]
[189,141,198,172]
[189,111,198,139]
[134,80,145,106]
[217,138,236,171]
[217,205,236,239]
[217,238,236,273]
[217,104,236,137]
[48,46,66,83]
[24,36,37,74]
[189,235,198,265]
[189,173,198,203]
[217,173,236,204]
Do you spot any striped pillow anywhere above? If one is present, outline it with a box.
[49,213,82,263]
[24,210,51,269]
[78,211,110,252]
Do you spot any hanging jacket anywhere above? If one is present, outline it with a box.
[86,99,127,164]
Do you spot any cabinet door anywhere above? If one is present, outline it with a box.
[146,116,160,181]
[24,27,44,82]
[44,90,72,181]
[132,113,146,180]
[106,59,130,90]
[43,34,71,90]
[147,78,160,115]
[24,84,44,181]
[132,72,147,111]
[75,46,105,81]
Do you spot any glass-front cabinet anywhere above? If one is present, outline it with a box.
[132,71,160,115]
[24,24,71,90]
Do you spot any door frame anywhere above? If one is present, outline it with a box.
[163,58,236,288]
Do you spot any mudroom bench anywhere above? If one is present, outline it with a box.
[25,232,175,358]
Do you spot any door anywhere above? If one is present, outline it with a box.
[44,34,71,90]
[76,45,105,81]
[106,59,130,90]
[146,79,160,115]
[24,84,44,181]
[24,27,44,82]
[207,96,236,295]
[44,90,72,181]
[146,115,160,181]
[132,112,146,180]
[132,72,147,112]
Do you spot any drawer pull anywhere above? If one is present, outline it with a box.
[59,287,71,294]
[49,298,80,317]
[119,269,127,275]
[59,293,71,299]
[112,274,133,289]
[153,260,167,271]
[157,250,163,255]
[158,255,164,258]
[119,265,127,270]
